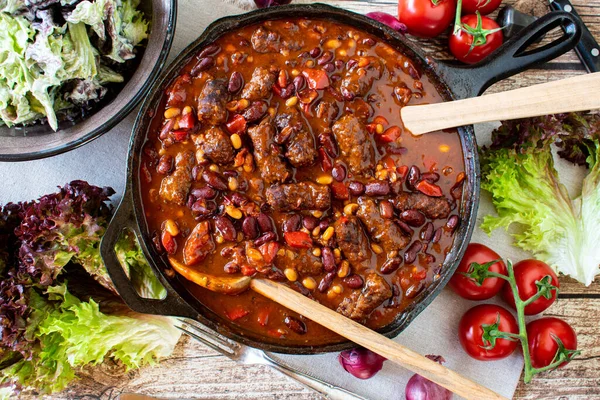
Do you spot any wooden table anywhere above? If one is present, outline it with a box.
[61,0,599,398]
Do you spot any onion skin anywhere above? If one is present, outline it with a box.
[338,348,386,379]
[405,355,452,400]
[365,12,408,32]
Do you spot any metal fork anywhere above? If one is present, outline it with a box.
[176,318,367,400]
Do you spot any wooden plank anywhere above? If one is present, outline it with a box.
[514,298,600,399]
[559,276,600,296]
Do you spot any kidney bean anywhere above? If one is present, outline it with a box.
[191,56,214,76]
[379,200,394,219]
[243,101,268,123]
[278,70,288,87]
[278,83,296,99]
[432,227,442,243]
[346,59,358,70]
[319,148,333,171]
[332,164,346,182]
[420,222,434,242]
[421,172,440,183]
[293,75,306,92]
[302,215,319,230]
[446,215,459,232]
[343,274,364,289]
[254,231,277,246]
[405,281,424,299]
[319,133,338,158]
[451,179,465,200]
[407,165,420,189]
[309,46,322,58]
[202,171,227,191]
[282,214,302,232]
[284,316,307,335]
[321,247,336,272]
[348,181,366,196]
[215,216,237,241]
[267,268,286,281]
[323,63,335,73]
[397,220,413,235]
[224,262,240,274]
[257,213,274,233]
[222,170,238,178]
[198,44,220,59]
[362,37,376,47]
[380,257,402,274]
[365,181,390,196]
[228,71,243,93]
[319,219,330,231]
[400,209,426,227]
[159,119,175,140]
[228,192,249,207]
[299,51,310,58]
[242,216,259,239]
[317,51,333,65]
[421,253,435,264]
[404,240,423,264]
[317,272,336,293]
[192,186,217,200]
[156,155,173,175]
[334,59,345,70]
[191,201,216,217]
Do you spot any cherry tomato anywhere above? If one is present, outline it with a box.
[449,13,503,64]
[398,0,456,38]
[502,259,559,315]
[449,243,507,300]
[527,317,577,368]
[462,0,502,15]
[459,304,519,360]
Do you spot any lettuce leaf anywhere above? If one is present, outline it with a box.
[481,113,600,285]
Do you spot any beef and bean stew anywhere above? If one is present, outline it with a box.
[140,18,466,346]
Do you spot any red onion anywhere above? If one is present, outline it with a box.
[338,348,386,379]
[405,355,452,400]
[254,0,291,8]
[366,12,407,33]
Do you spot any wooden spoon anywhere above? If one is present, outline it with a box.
[401,72,600,135]
[251,278,509,400]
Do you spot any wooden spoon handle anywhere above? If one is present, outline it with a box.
[401,72,600,135]
[251,279,508,400]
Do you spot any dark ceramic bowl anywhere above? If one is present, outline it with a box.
[0,0,177,162]
[101,4,581,354]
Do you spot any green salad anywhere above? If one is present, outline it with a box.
[0,0,149,131]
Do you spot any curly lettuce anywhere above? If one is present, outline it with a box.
[481,113,600,285]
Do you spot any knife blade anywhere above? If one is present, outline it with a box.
[549,0,600,72]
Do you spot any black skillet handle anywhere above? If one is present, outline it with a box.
[100,191,197,319]
[437,11,583,99]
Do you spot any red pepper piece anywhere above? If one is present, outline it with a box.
[284,231,313,248]
[378,126,401,143]
[161,230,176,254]
[257,309,270,326]
[241,264,257,276]
[319,148,332,172]
[302,69,330,90]
[226,306,250,321]
[226,114,247,134]
[178,112,196,130]
[397,165,409,181]
[415,180,443,197]
[331,182,349,200]
[259,241,280,264]
[172,129,189,142]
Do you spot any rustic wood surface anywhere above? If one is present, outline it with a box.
[47,0,600,399]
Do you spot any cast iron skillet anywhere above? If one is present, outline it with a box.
[100,4,582,354]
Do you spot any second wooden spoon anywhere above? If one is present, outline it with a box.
[401,72,600,135]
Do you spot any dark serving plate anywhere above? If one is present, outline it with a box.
[100,4,581,354]
[0,0,177,162]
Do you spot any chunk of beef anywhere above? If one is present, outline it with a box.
[266,182,331,211]
[340,57,383,100]
[275,111,317,167]
[275,247,323,276]
[196,126,234,165]
[357,197,410,253]
[337,273,392,321]
[241,66,278,101]
[184,221,215,266]
[393,192,451,220]
[159,150,194,205]
[332,115,375,177]
[334,216,370,267]
[248,118,291,184]
[197,79,228,125]
[251,26,281,53]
